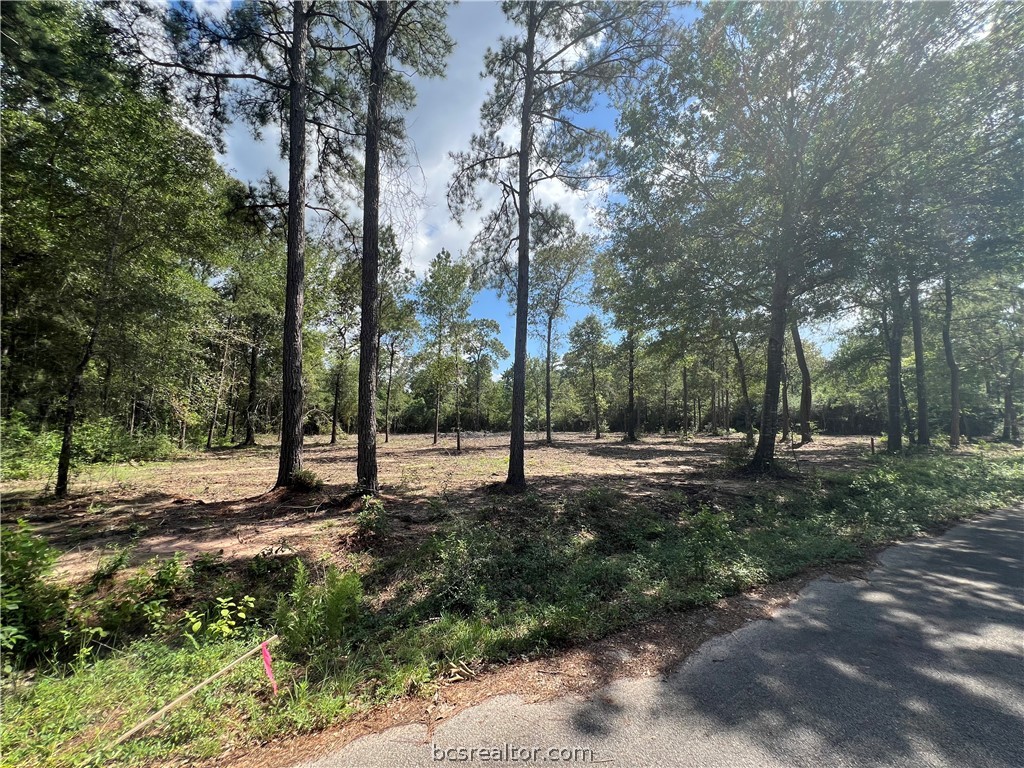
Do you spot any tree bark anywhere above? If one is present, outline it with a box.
[330,366,341,445]
[731,333,754,446]
[506,5,536,489]
[545,315,553,444]
[781,360,791,443]
[55,327,97,498]
[455,339,462,453]
[681,364,689,434]
[384,339,395,443]
[355,1,391,493]
[749,258,789,471]
[899,379,915,445]
[207,325,231,450]
[790,322,813,445]
[243,337,258,446]
[221,373,235,439]
[909,279,930,446]
[591,358,600,439]
[276,0,309,488]
[941,270,961,448]
[626,328,636,440]
[882,283,906,454]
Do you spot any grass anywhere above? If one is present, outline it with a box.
[2,448,1022,767]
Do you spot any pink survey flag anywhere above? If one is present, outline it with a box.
[261,641,278,695]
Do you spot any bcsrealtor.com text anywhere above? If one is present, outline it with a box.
[432,744,597,763]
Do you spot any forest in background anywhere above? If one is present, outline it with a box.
[1,2,1021,495]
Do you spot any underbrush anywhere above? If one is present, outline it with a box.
[1,413,180,481]
[2,450,1021,767]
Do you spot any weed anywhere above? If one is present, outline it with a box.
[291,469,324,492]
[274,561,363,665]
[355,495,390,538]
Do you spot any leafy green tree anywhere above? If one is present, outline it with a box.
[416,250,474,449]
[2,2,229,495]
[565,315,611,439]
[450,1,667,488]
[464,320,509,433]
[616,2,997,469]
[530,232,591,443]
[324,253,362,444]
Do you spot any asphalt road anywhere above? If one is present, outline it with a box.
[297,507,1024,768]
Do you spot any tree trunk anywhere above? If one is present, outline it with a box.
[626,328,636,440]
[355,1,391,494]
[506,5,536,489]
[221,374,235,439]
[591,359,600,439]
[330,366,341,445]
[100,357,113,415]
[276,0,309,488]
[1004,352,1022,442]
[941,270,961,448]
[455,342,462,453]
[882,284,906,455]
[681,364,689,434]
[731,334,754,446]
[790,322,813,445]
[243,338,258,446]
[781,359,791,443]
[909,279,930,446]
[545,315,553,444]
[207,325,231,450]
[749,259,789,472]
[899,379,915,445]
[433,385,440,445]
[384,340,395,444]
[55,327,98,498]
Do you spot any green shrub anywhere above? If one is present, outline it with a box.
[0,412,179,481]
[290,469,324,492]
[0,522,68,670]
[356,495,390,538]
[0,413,61,480]
[274,561,363,662]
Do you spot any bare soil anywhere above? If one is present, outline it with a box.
[2,432,873,580]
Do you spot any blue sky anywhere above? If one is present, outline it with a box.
[217,2,838,369]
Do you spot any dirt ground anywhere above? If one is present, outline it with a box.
[2,432,873,580]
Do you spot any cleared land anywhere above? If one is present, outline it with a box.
[6,432,870,578]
